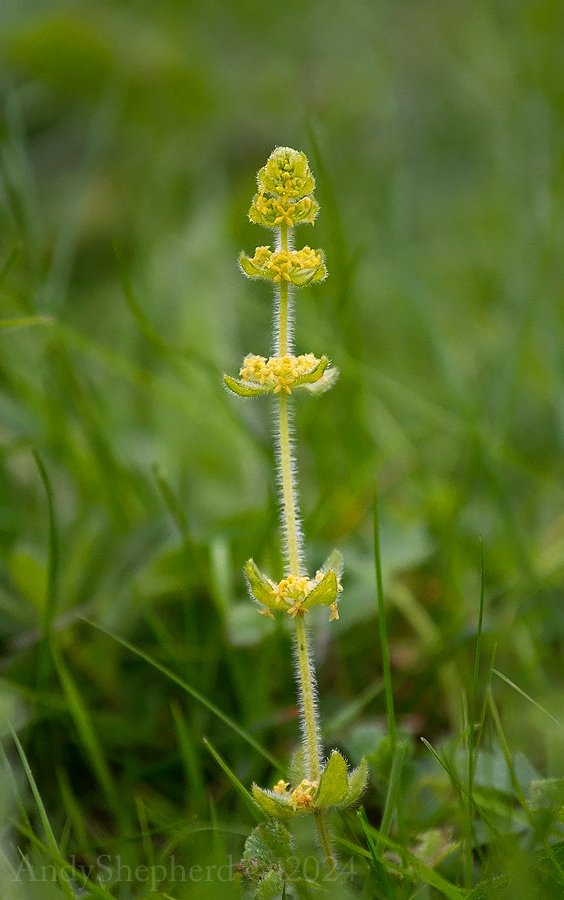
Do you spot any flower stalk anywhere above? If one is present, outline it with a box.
[224,148,367,871]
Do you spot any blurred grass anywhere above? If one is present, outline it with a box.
[1,0,563,896]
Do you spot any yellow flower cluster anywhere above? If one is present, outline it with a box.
[257,569,340,620]
[244,555,342,622]
[290,779,318,811]
[240,245,326,286]
[275,573,315,617]
[258,147,315,200]
[249,194,319,229]
[248,146,319,230]
[240,353,321,395]
[271,777,319,811]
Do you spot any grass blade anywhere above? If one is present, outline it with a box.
[202,736,260,821]
[492,669,562,728]
[83,617,282,770]
[9,725,75,900]
[0,315,54,329]
[32,450,59,691]
[53,650,119,814]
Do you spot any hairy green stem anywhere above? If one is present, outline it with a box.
[277,224,290,355]
[293,615,320,780]
[277,393,303,574]
[275,223,335,871]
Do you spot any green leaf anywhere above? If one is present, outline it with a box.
[302,570,339,611]
[290,254,327,286]
[239,821,296,898]
[251,785,296,818]
[322,548,344,579]
[316,750,349,808]
[300,366,339,394]
[239,251,266,279]
[467,875,512,899]
[223,374,271,397]
[292,355,328,387]
[243,820,296,863]
[255,869,285,899]
[244,559,280,611]
[339,756,369,808]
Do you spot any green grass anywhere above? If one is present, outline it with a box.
[1,0,564,896]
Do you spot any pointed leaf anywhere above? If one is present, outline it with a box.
[316,750,349,808]
[300,367,339,394]
[239,252,265,279]
[302,571,339,612]
[308,263,328,283]
[338,757,369,808]
[251,785,296,819]
[244,560,280,611]
[290,263,327,287]
[292,355,329,387]
[322,548,344,580]
[223,374,271,397]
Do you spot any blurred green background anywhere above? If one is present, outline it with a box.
[1,0,563,896]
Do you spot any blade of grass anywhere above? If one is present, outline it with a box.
[32,450,59,691]
[9,725,76,900]
[356,809,465,900]
[82,617,282,769]
[152,462,208,585]
[492,669,562,728]
[0,739,32,832]
[0,242,21,288]
[52,649,120,815]
[14,820,115,899]
[421,736,503,845]
[487,690,564,882]
[135,796,155,872]
[0,315,54,329]
[56,766,90,854]
[356,808,395,897]
[203,736,260,821]
[373,487,396,748]
[465,546,486,888]
[373,486,401,850]
[171,701,206,817]
[325,679,384,737]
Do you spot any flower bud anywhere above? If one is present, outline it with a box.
[257,147,315,200]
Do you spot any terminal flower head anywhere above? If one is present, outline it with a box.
[257,147,315,200]
[248,146,320,229]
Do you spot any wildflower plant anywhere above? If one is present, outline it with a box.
[224,148,368,876]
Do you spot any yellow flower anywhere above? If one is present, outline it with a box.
[272,779,290,794]
[290,778,318,810]
[329,602,339,622]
